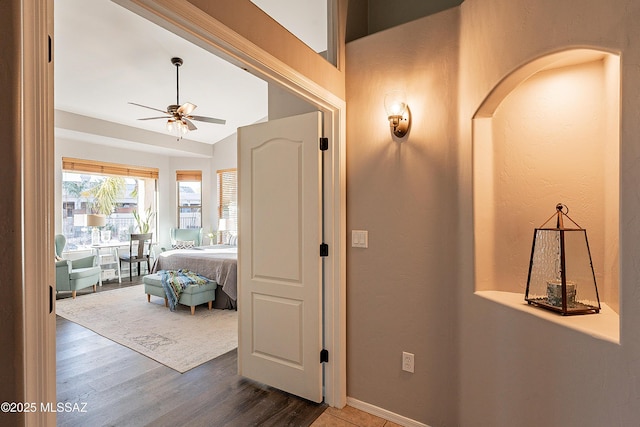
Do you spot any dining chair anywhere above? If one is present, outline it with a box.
[119,232,153,281]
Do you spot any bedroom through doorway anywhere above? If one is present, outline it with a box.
[50,0,345,419]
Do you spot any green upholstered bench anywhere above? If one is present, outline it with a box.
[143,273,217,315]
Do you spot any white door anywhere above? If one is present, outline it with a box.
[237,111,324,403]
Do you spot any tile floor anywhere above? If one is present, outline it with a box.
[311,405,403,427]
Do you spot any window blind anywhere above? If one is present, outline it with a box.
[176,170,202,182]
[218,169,237,239]
[62,157,159,179]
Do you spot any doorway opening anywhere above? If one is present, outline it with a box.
[49,0,345,415]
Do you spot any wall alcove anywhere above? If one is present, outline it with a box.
[472,48,620,342]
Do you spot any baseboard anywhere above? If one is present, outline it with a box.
[346,396,431,427]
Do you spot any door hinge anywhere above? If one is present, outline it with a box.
[319,137,329,151]
[320,243,329,257]
[48,35,52,63]
[320,349,329,363]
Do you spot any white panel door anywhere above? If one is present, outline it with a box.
[237,111,323,403]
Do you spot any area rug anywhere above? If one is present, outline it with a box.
[56,285,237,373]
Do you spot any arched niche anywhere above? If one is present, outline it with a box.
[473,48,620,335]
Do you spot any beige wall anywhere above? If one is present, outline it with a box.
[346,9,460,426]
[367,0,463,34]
[459,0,640,425]
[476,59,616,299]
[347,0,463,41]
[348,0,640,425]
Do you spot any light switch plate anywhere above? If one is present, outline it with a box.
[352,230,368,248]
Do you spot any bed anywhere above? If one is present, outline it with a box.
[152,244,237,309]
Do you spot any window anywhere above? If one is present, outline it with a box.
[177,170,202,229]
[250,0,337,66]
[61,157,158,250]
[217,169,237,244]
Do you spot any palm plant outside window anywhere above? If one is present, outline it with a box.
[61,157,158,250]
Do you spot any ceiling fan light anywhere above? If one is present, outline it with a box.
[129,58,225,139]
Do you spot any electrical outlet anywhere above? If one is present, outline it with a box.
[402,351,414,373]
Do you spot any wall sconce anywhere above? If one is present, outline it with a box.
[384,90,411,138]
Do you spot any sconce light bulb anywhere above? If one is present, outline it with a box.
[388,102,407,116]
[384,90,411,138]
[384,90,408,116]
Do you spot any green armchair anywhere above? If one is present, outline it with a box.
[169,227,202,247]
[55,234,101,299]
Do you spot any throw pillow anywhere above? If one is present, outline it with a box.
[172,240,195,249]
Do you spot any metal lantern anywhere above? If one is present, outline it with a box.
[525,203,600,315]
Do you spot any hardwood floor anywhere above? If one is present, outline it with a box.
[56,276,327,426]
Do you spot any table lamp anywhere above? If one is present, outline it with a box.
[87,214,106,246]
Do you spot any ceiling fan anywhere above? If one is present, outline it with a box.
[129,57,226,139]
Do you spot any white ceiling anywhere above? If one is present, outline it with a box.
[54,0,269,153]
[250,0,327,53]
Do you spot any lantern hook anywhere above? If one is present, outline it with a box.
[538,203,582,229]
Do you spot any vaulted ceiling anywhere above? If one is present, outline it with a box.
[55,0,268,154]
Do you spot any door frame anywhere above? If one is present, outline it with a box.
[114,3,347,405]
[25,0,346,410]
[20,0,56,425]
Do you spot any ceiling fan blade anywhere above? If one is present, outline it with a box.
[137,117,170,121]
[128,102,169,115]
[190,115,226,125]
[177,102,197,115]
[183,118,198,131]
